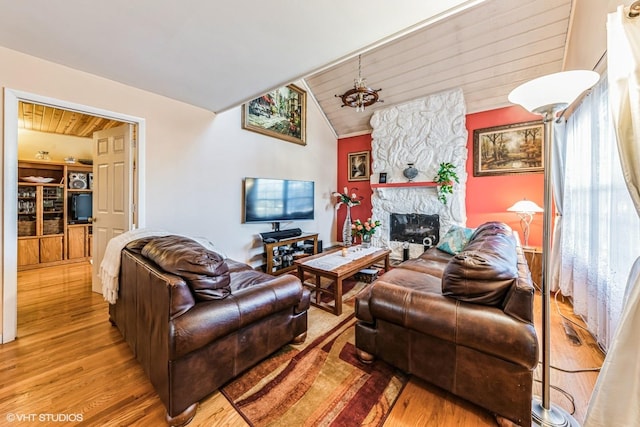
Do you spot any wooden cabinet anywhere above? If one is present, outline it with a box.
[17,238,40,266]
[40,236,64,263]
[67,225,92,260]
[263,233,318,276]
[17,160,93,270]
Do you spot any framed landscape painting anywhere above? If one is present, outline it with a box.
[473,121,544,176]
[242,84,306,145]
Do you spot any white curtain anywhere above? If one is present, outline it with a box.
[550,119,566,293]
[559,72,640,349]
[584,5,640,427]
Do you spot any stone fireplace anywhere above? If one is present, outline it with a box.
[390,213,440,247]
[368,88,468,260]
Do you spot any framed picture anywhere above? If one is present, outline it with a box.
[379,172,387,184]
[348,151,370,181]
[242,84,306,145]
[473,120,544,177]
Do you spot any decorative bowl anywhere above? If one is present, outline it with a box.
[21,176,55,183]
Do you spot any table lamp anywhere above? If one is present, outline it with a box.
[507,199,543,248]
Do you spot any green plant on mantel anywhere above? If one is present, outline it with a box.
[434,162,459,205]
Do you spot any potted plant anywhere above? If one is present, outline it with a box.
[434,162,459,205]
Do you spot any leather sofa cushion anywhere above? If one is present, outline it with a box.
[367,270,457,343]
[141,236,231,301]
[442,231,518,307]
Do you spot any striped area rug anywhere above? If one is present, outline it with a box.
[221,283,407,427]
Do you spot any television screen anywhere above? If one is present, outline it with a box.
[244,178,314,223]
[71,193,92,222]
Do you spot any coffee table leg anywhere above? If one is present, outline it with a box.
[384,254,390,271]
[315,274,321,305]
[335,278,343,316]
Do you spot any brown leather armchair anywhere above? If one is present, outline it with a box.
[355,222,538,426]
[109,236,310,426]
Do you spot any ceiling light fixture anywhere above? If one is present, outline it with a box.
[335,55,383,112]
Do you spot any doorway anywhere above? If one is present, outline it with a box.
[3,88,146,343]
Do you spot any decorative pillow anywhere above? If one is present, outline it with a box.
[436,225,475,255]
[141,235,231,301]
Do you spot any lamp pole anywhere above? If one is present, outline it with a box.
[530,107,580,427]
[508,70,599,427]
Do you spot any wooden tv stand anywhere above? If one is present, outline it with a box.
[263,232,318,276]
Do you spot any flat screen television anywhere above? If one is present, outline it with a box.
[70,193,92,223]
[243,177,314,224]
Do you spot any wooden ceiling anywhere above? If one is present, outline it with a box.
[18,102,124,138]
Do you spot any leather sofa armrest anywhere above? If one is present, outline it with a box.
[456,302,538,369]
[295,288,311,314]
[354,283,375,324]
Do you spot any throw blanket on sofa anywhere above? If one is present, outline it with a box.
[100,228,223,304]
[100,228,171,304]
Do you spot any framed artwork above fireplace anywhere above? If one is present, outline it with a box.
[473,120,544,176]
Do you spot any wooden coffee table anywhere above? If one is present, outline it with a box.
[294,246,391,315]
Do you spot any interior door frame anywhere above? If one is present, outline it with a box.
[2,88,146,343]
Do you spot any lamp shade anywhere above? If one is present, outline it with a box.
[508,70,600,113]
[507,199,544,214]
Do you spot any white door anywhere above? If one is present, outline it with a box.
[92,124,133,293]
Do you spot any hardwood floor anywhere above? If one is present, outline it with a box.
[0,263,604,426]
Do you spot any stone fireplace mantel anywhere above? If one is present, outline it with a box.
[370,181,437,189]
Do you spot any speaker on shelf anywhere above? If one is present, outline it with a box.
[259,228,302,241]
[317,240,323,253]
[68,172,88,189]
[87,173,93,190]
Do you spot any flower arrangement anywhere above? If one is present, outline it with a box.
[351,218,382,236]
[333,187,361,208]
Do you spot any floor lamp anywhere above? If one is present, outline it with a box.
[508,70,599,427]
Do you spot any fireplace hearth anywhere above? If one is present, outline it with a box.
[390,213,440,247]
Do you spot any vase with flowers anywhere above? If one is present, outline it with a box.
[352,218,382,248]
[333,187,362,247]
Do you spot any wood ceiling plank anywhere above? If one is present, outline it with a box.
[49,107,65,134]
[41,106,55,133]
[32,104,45,132]
[69,113,90,136]
[56,110,77,135]
[21,102,33,131]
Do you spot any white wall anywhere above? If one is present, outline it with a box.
[0,46,337,333]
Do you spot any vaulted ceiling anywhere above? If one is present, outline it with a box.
[306,0,572,137]
[0,0,614,139]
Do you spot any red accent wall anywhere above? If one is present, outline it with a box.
[336,134,373,242]
[336,106,545,247]
[465,106,544,247]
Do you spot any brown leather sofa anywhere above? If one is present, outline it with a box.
[108,236,310,426]
[355,222,538,426]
